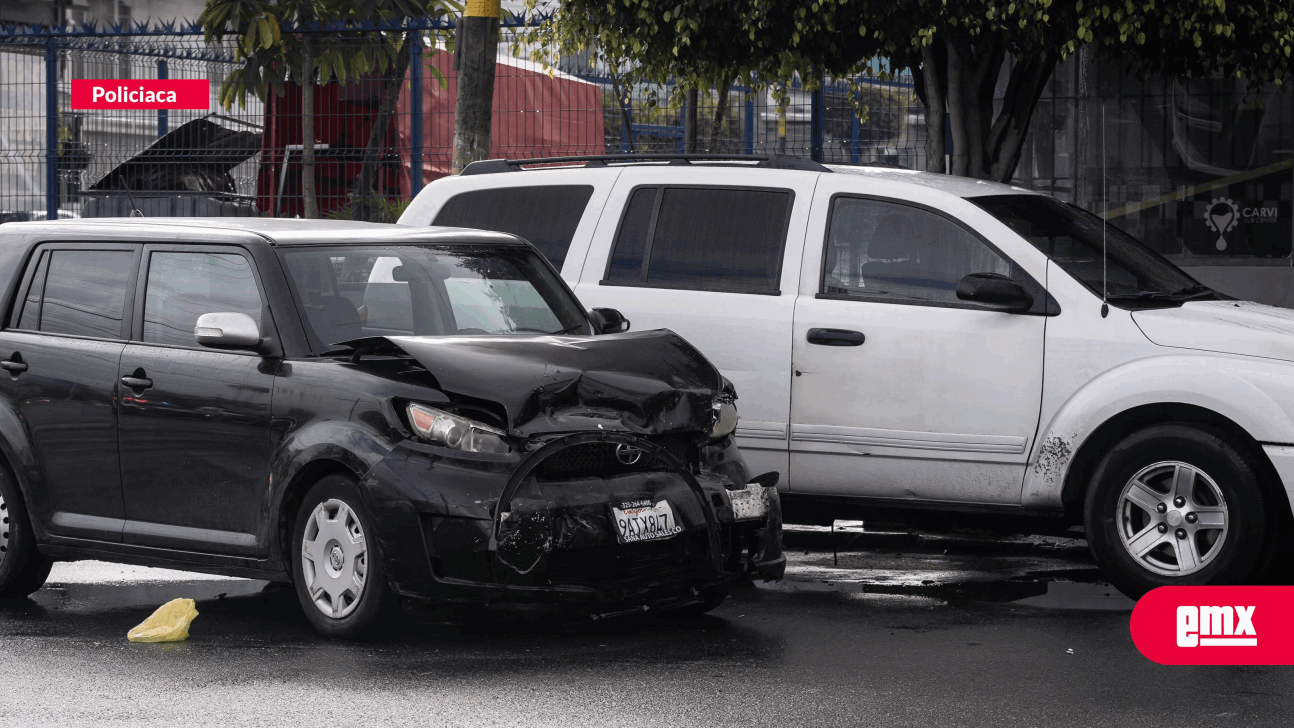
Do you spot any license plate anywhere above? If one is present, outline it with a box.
[610,499,683,544]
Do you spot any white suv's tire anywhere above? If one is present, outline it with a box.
[1085,424,1275,598]
[290,474,398,638]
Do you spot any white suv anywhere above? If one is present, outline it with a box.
[401,154,1294,596]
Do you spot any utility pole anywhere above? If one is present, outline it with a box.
[452,0,500,173]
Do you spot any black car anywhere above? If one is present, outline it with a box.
[0,218,783,636]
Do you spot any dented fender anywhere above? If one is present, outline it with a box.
[1023,353,1294,509]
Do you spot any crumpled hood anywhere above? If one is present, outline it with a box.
[385,329,726,437]
[1132,301,1294,362]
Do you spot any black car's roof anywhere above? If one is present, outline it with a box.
[0,218,524,247]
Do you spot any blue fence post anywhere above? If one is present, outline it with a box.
[157,59,168,137]
[45,36,58,219]
[850,85,861,164]
[743,84,754,155]
[409,33,423,197]
[810,82,824,163]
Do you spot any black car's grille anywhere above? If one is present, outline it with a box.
[536,436,692,479]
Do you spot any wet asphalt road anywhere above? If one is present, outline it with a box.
[3,528,1293,727]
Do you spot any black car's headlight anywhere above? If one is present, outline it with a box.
[710,399,739,440]
[407,403,511,454]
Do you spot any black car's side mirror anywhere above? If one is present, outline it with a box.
[956,272,1034,313]
[589,308,630,334]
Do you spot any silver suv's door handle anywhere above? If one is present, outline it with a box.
[807,328,865,346]
[0,359,28,373]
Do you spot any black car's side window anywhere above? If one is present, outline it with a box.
[603,186,792,295]
[17,251,49,330]
[20,249,135,338]
[432,185,595,272]
[142,252,262,347]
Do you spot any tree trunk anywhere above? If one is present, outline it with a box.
[301,34,317,219]
[944,37,969,176]
[611,73,635,153]
[452,15,499,174]
[353,31,414,222]
[709,79,731,152]
[684,88,699,153]
[920,43,947,173]
[986,55,1056,182]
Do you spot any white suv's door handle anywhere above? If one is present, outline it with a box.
[807,328,865,346]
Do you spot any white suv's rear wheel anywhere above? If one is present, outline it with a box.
[1085,424,1274,597]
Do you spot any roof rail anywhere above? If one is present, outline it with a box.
[458,154,833,176]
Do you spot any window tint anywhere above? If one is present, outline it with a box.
[17,251,49,330]
[605,187,656,282]
[604,187,791,294]
[432,185,595,271]
[143,252,262,347]
[823,198,1012,305]
[283,245,589,348]
[38,249,134,338]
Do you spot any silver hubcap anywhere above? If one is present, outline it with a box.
[1117,461,1229,577]
[301,498,368,619]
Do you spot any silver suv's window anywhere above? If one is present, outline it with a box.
[603,186,791,295]
[824,197,1011,305]
[20,249,133,338]
[431,186,594,271]
[143,252,262,347]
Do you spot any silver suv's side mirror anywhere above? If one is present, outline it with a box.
[195,312,262,349]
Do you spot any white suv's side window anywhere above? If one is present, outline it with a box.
[824,197,1011,305]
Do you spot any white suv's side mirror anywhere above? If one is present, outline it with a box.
[195,312,262,349]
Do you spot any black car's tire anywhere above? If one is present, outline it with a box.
[1085,424,1275,598]
[290,474,398,638]
[666,588,729,618]
[0,466,52,599]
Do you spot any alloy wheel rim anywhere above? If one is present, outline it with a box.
[1116,461,1228,577]
[301,498,368,619]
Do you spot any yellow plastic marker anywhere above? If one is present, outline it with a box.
[463,0,501,17]
[127,598,199,643]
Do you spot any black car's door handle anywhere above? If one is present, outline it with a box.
[807,328,866,346]
[0,360,28,373]
[120,376,153,390]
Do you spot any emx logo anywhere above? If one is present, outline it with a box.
[1177,605,1256,647]
[1132,586,1292,664]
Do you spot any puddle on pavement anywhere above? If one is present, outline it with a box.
[763,573,1134,611]
[33,579,270,612]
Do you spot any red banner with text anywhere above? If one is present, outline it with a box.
[71,80,210,110]
[1131,586,1294,665]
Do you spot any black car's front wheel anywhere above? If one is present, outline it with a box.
[1084,424,1275,598]
[291,474,397,638]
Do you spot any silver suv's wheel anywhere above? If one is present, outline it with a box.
[1117,462,1229,576]
[300,498,368,619]
[290,474,396,638]
[1086,424,1275,598]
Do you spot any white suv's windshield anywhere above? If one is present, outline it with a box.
[971,195,1223,308]
[282,244,590,349]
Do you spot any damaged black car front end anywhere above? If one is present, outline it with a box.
[353,331,785,617]
[273,238,784,626]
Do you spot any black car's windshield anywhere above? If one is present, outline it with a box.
[970,195,1220,308]
[282,244,591,349]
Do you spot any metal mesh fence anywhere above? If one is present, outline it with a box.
[0,21,927,222]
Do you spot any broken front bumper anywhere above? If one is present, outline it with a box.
[359,431,785,610]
